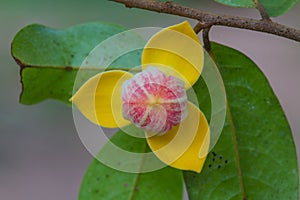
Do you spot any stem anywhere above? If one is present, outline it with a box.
[202,27,212,52]
[111,0,300,42]
[193,22,203,34]
[254,0,271,21]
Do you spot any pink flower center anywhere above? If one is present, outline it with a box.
[122,67,187,135]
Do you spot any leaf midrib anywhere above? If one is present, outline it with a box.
[210,47,247,200]
[15,62,141,72]
[127,140,148,200]
[226,102,247,199]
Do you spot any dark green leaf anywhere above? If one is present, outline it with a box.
[185,43,298,199]
[79,130,183,200]
[12,23,143,105]
[214,0,298,17]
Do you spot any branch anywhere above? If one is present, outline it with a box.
[254,0,271,21]
[111,0,300,42]
[202,27,212,52]
[193,22,203,34]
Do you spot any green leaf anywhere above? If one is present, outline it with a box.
[214,0,255,7]
[259,0,298,17]
[185,43,298,199]
[12,23,143,105]
[214,0,298,17]
[79,130,183,200]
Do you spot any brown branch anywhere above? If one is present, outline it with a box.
[193,22,203,34]
[202,27,212,52]
[255,0,271,21]
[111,0,300,42]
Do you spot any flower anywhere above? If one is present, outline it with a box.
[122,66,188,135]
[70,21,210,173]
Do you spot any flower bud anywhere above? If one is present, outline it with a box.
[122,67,187,135]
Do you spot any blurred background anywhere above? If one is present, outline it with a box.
[1,0,299,199]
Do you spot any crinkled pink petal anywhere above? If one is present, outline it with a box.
[122,67,187,135]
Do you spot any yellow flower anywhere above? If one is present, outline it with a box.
[70,21,210,173]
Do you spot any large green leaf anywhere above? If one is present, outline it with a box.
[214,0,298,17]
[79,130,183,200]
[12,23,143,105]
[185,43,298,199]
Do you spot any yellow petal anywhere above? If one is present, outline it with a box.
[142,21,204,88]
[146,102,210,173]
[70,70,132,128]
